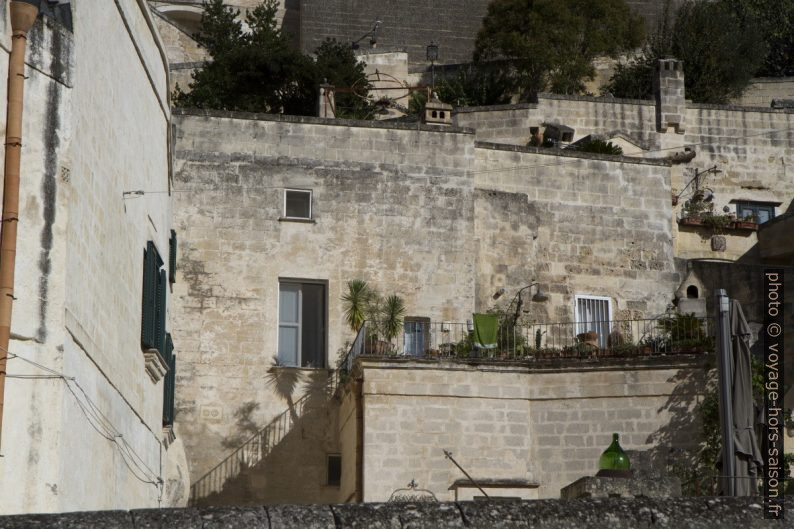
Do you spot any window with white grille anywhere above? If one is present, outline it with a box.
[574,295,612,348]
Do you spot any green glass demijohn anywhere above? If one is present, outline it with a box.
[598,433,631,471]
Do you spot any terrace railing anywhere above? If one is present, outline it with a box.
[345,316,714,361]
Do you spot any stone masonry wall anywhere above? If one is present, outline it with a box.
[0,0,187,514]
[474,143,677,321]
[359,357,710,501]
[1,496,790,529]
[457,94,794,264]
[299,0,492,66]
[171,110,477,492]
[733,77,794,107]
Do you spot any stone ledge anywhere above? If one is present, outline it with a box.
[172,108,476,135]
[474,141,672,167]
[355,353,712,374]
[454,103,538,114]
[0,497,789,528]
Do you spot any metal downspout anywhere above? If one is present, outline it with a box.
[0,0,39,453]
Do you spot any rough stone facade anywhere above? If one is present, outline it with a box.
[2,491,788,529]
[454,92,794,264]
[0,0,187,514]
[171,110,478,492]
[473,143,676,321]
[355,357,709,502]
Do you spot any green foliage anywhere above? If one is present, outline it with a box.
[574,139,623,155]
[435,63,516,107]
[380,295,406,342]
[604,0,765,103]
[474,0,644,99]
[173,1,372,116]
[701,213,733,233]
[314,39,375,119]
[723,0,794,77]
[342,280,373,333]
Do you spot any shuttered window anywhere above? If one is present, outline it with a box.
[141,241,166,354]
[168,230,177,284]
[163,334,176,427]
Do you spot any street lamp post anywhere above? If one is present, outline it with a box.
[426,41,439,88]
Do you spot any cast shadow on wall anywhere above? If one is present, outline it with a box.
[195,368,339,506]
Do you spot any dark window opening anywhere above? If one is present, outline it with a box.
[327,454,341,486]
[169,230,177,284]
[285,189,312,219]
[686,285,699,299]
[278,281,326,367]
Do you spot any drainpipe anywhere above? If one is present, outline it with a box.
[0,0,39,452]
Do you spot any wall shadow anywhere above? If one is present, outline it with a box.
[645,363,715,495]
[194,369,341,506]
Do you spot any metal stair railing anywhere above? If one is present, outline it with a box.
[189,392,309,504]
[189,326,367,505]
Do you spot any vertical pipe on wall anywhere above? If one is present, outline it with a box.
[0,0,39,452]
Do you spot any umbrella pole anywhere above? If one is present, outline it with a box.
[716,289,736,496]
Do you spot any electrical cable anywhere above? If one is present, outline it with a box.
[2,346,162,487]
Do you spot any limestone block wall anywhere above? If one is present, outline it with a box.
[0,0,186,514]
[453,104,538,146]
[732,77,794,108]
[457,93,794,265]
[474,144,677,321]
[171,110,477,490]
[299,0,493,66]
[357,357,710,501]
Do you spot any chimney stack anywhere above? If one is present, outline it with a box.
[318,83,336,119]
[653,59,685,134]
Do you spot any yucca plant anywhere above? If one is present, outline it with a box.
[342,279,372,333]
[381,294,406,342]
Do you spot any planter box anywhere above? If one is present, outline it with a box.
[678,217,703,227]
[731,221,758,231]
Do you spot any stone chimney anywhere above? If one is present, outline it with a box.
[423,92,452,125]
[318,83,335,118]
[653,59,685,133]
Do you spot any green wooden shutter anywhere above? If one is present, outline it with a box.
[155,268,167,354]
[163,334,175,426]
[141,242,158,350]
[169,230,177,284]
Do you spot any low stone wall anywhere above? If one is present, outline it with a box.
[0,497,789,528]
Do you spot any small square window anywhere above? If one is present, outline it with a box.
[327,454,341,486]
[284,189,312,219]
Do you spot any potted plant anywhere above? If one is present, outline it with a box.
[732,214,759,230]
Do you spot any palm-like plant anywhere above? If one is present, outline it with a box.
[342,280,372,332]
[381,294,406,342]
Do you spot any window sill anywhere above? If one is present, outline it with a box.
[267,365,330,373]
[143,348,168,383]
[162,425,176,448]
[278,217,316,224]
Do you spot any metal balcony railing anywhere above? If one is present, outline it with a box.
[338,316,714,364]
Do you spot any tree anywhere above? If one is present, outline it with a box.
[174,1,372,117]
[314,39,374,119]
[723,0,794,77]
[605,1,766,104]
[474,0,644,100]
